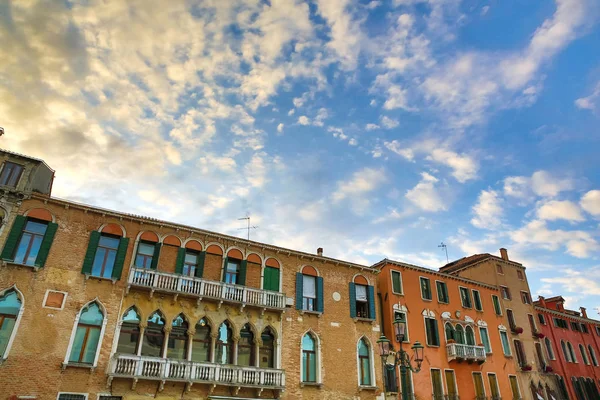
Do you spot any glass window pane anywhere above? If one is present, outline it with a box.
[303,275,316,298]
[480,328,491,353]
[25,221,48,235]
[13,233,32,264]
[122,308,140,323]
[117,324,139,354]
[91,248,107,277]
[361,358,371,385]
[185,253,198,264]
[138,243,155,256]
[82,327,101,363]
[302,334,315,351]
[142,328,164,357]
[0,291,21,315]
[358,339,369,356]
[79,303,103,326]
[69,326,87,362]
[99,236,120,249]
[308,353,316,381]
[0,316,16,355]
[24,234,43,265]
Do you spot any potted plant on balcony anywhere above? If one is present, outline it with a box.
[534,331,545,339]
[512,326,524,334]
[544,365,553,373]
[521,364,533,371]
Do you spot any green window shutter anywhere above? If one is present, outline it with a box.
[195,251,206,278]
[111,237,130,280]
[316,276,324,312]
[367,285,376,320]
[392,271,402,293]
[433,319,440,345]
[349,282,356,318]
[295,273,303,310]
[174,247,185,274]
[1,215,27,261]
[34,221,58,267]
[238,260,247,286]
[264,267,279,291]
[263,267,271,290]
[222,257,229,282]
[150,242,161,270]
[82,231,101,275]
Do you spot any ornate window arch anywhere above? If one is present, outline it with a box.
[0,286,24,360]
[357,337,374,387]
[238,323,256,367]
[445,322,455,342]
[465,325,476,346]
[191,318,212,363]
[64,300,107,367]
[454,324,465,344]
[141,311,166,358]
[216,320,234,364]
[116,307,141,354]
[167,314,189,360]
[301,331,320,383]
[260,327,276,368]
[544,337,555,360]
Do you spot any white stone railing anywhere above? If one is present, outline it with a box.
[446,343,487,362]
[127,267,286,310]
[109,354,285,389]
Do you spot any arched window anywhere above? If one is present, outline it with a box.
[167,314,188,359]
[141,311,165,357]
[191,318,211,363]
[567,342,577,363]
[238,324,255,367]
[357,338,372,386]
[260,327,275,368]
[561,341,571,362]
[454,325,465,344]
[302,332,317,383]
[445,323,455,341]
[0,289,22,358]
[216,321,233,364]
[579,344,590,365]
[465,326,476,346]
[588,345,598,366]
[116,307,140,354]
[68,303,103,364]
[544,337,555,360]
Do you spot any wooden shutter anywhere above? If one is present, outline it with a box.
[174,247,185,274]
[150,242,161,270]
[349,282,356,318]
[316,276,324,312]
[295,273,303,310]
[1,215,26,261]
[367,285,376,319]
[222,257,229,282]
[34,221,58,267]
[392,271,401,293]
[238,260,247,285]
[264,267,279,291]
[111,237,130,280]
[81,231,101,275]
[195,251,206,278]
[432,319,440,345]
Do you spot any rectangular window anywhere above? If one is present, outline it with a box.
[571,322,580,332]
[538,313,546,325]
[302,275,316,311]
[425,317,440,346]
[224,259,240,284]
[521,291,531,304]
[183,251,199,277]
[436,281,449,303]
[554,318,568,329]
[509,375,521,400]
[473,290,483,311]
[420,277,432,300]
[496,264,503,274]
[135,242,155,269]
[14,220,48,266]
[459,287,472,308]
[500,286,511,300]
[473,372,485,398]
[492,295,502,315]
[581,324,589,334]
[596,326,600,336]
[480,327,491,354]
[517,270,524,280]
[445,370,458,400]
[500,331,511,356]
[90,235,120,278]
[394,311,409,342]
[528,314,537,334]
[0,162,24,188]
[507,309,517,330]
[99,397,123,400]
[355,284,369,318]
[488,373,501,400]
[391,270,403,294]
[431,369,444,399]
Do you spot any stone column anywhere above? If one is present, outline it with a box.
[186,329,196,361]
[232,335,240,365]
[136,322,147,356]
[162,326,172,359]
[210,331,218,363]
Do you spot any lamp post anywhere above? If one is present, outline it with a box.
[377,317,425,400]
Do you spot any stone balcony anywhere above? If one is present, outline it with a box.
[108,354,285,393]
[446,343,487,363]
[127,267,286,312]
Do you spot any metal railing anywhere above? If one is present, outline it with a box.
[109,354,285,389]
[446,343,487,362]
[128,267,286,310]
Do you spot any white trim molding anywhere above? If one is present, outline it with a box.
[62,298,108,369]
[0,285,25,361]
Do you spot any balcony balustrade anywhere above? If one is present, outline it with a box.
[127,267,286,311]
[108,354,285,392]
[446,343,486,363]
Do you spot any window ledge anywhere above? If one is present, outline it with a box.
[353,317,375,324]
[83,274,117,284]
[2,260,40,270]
[359,385,378,391]
[61,362,96,372]
[300,310,323,318]
[300,382,322,388]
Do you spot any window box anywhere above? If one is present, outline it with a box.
[534,332,545,339]
[543,365,554,373]
[511,327,524,334]
[521,364,532,372]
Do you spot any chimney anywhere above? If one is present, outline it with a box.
[317,247,323,257]
[538,296,547,309]
[557,301,564,312]
[500,248,509,261]
[580,307,588,319]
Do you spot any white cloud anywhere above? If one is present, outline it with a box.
[298,115,310,125]
[537,200,585,222]
[332,167,387,202]
[277,123,284,134]
[481,5,490,15]
[581,190,600,216]
[313,108,329,127]
[504,170,574,201]
[427,147,477,183]
[471,190,503,229]
[541,267,600,296]
[384,140,414,161]
[348,138,358,146]
[366,123,380,131]
[405,172,447,212]
[383,84,414,111]
[575,82,600,111]
[380,115,399,129]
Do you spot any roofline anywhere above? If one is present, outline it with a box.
[440,254,524,275]
[534,305,600,324]
[33,194,378,273]
[371,258,498,290]
[1,148,55,173]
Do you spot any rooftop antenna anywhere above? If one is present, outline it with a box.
[237,214,258,240]
[438,242,449,263]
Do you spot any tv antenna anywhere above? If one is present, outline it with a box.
[438,242,449,263]
[238,215,258,240]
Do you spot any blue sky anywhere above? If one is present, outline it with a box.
[1,0,600,313]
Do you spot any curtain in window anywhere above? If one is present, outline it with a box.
[355,285,367,301]
[117,308,140,354]
[69,303,103,364]
[0,290,21,356]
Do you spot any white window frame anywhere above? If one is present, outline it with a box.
[579,344,590,365]
[443,369,459,399]
[390,270,403,295]
[424,316,440,347]
[520,291,531,305]
[472,289,483,311]
[487,372,501,399]
[472,372,487,398]
[568,342,578,363]
[394,310,410,343]
[500,286,511,300]
[430,368,445,398]
[527,313,537,333]
[588,345,599,366]
[545,337,555,360]
[458,286,472,309]
[42,289,68,310]
[300,330,322,385]
[356,336,376,387]
[499,326,512,356]
[62,298,108,369]
[435,280,449,304]
[491,295,502,316]
[57,394,89,400]
[478,323,492,354]
[508,374,521,399]
[97,395,122,400]
[538,313,546,325]
[419,276,432,301]
[0,285,25,361]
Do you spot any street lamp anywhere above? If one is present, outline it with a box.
[377,317,425,400]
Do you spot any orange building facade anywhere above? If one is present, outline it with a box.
[375,259,519,400]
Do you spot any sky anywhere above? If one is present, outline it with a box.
[1,0,600,314]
